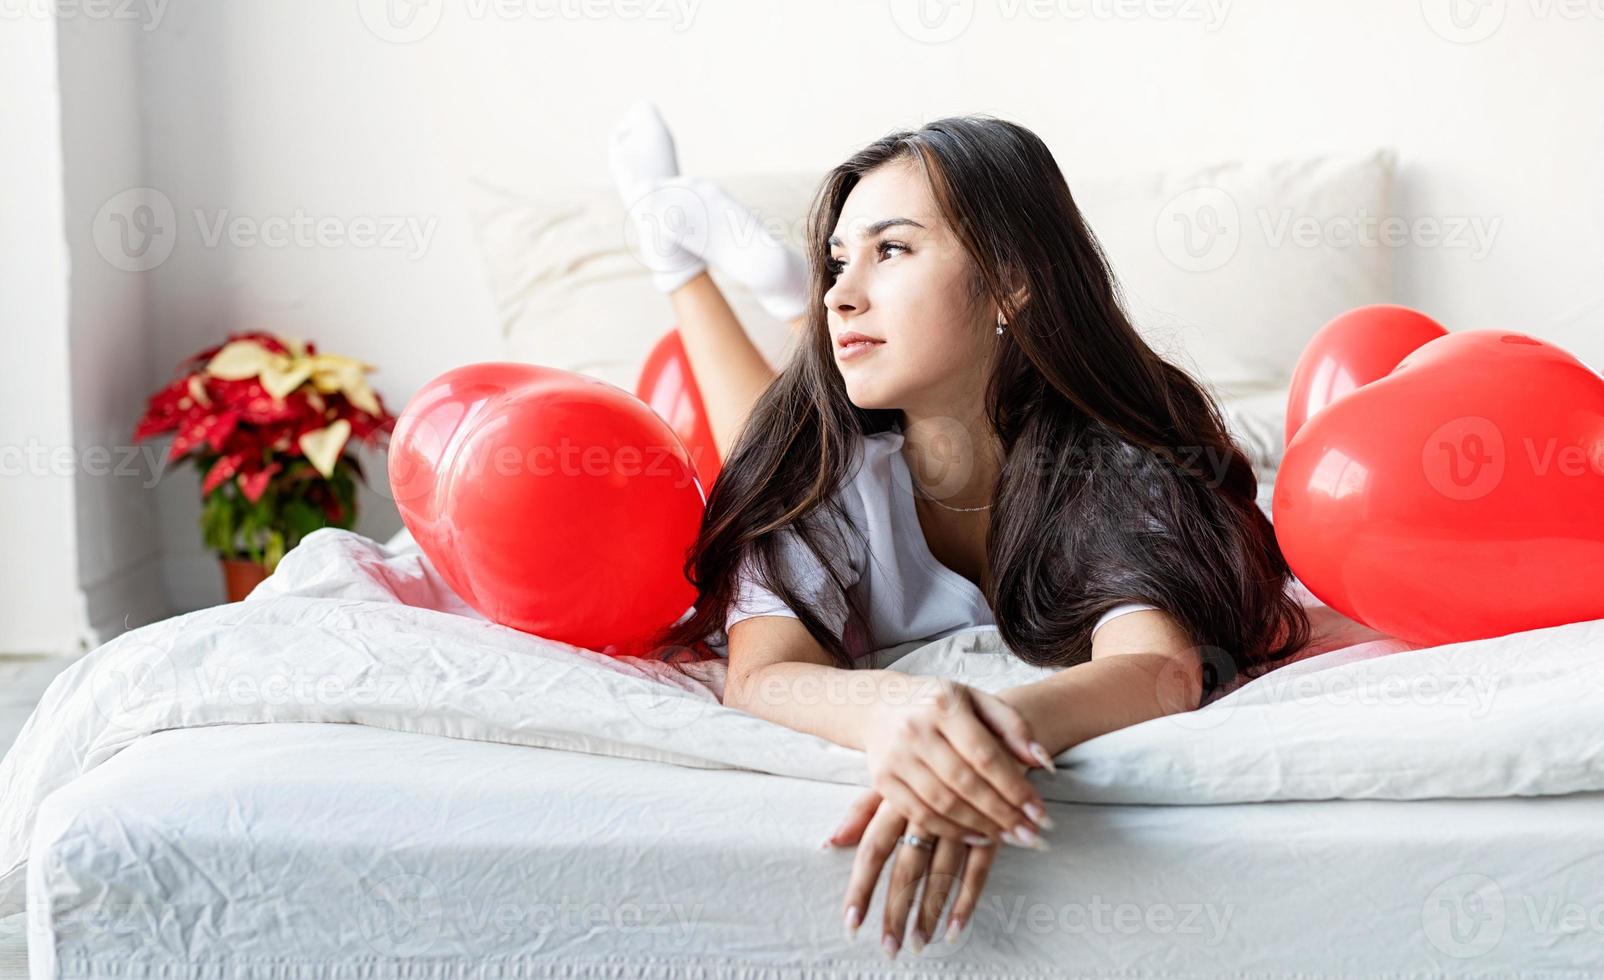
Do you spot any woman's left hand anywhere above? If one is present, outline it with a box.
[827,787,997,958]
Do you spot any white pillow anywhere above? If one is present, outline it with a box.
[464,171,819,393]
[464,148,1394,399]
[1077,149,1398,395]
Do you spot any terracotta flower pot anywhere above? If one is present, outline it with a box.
[220,556,271,603]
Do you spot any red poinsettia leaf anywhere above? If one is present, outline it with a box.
[134,413,174,443]
[202,453,245,495]
[195,410,242,453]
[169,416,210,462]
[211,378,298,425]
[134,377,199,441]
[238,461,283,504]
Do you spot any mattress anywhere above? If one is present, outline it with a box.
[26,720,1604,979]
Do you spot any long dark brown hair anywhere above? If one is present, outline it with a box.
[653,115,1310,698]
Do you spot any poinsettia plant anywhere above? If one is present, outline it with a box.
[134,330,396,573]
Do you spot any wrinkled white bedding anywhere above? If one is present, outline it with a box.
[5,526,1604,917]
[27,721,1604,979]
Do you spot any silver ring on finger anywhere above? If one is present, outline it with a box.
[900,833,936,851]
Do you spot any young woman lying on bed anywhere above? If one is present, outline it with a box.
[611,104,1312,959]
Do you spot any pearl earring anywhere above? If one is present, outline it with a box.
[995,310,1006,335]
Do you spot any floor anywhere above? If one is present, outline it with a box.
[1,654,83,980]
[0,919,21,980]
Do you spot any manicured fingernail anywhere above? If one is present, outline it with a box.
[908,927,926,955]
[1000,828,1022,847]
[1013,823,1049,849]
[1030,741,1058,771]
[946,916,965,943]
[819,835,835,850]
[961,833,995,847]
[1023,801,1054,830]
[882,933,899,960]
[843,906,859,939]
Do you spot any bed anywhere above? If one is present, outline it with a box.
[9,148,1602,976]
[21,721,1604,978]
[5,527,1604,978]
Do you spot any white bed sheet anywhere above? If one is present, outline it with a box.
[24,720,1604,979]
[9,526,1604,978]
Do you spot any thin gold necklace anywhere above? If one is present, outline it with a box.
[909,478,993,513]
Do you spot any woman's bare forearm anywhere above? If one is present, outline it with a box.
[998,653,1193,757]
[725,661,934,752]
[666,271,780,456]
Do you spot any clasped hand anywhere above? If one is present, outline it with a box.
[825,678,1057,957]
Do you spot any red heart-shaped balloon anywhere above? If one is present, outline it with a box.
[1285,304,1449,445]
[388,363,705,656]
[636,327,722,492]
[1273,330,1604,646]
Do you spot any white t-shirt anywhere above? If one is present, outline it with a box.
[709,425,1158,661]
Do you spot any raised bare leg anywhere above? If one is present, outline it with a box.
[610,100,810,457]
[662,271,781,457]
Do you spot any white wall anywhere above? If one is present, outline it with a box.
[81,0,1604,612]
[0,13,79,654]
[58,12,170,646]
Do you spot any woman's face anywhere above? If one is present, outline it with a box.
[823,159,995,415]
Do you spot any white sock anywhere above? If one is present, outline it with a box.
[634,176,811,323]
[608,99,706,294]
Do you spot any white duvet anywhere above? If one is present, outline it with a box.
[4,527,1604,917]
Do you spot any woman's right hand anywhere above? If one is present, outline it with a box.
[861,677,1051,845]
